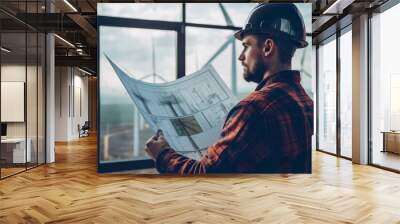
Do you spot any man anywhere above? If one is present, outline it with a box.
[145,3,313,174]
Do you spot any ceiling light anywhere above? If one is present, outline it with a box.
[63,0,78,12]
[1,47,11,53]
[323,0,343,14]
[54,34,75,48]
[76,48,86,56]
[322,0,355,15]
[78,67,93,76]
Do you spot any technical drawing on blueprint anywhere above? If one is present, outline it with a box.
[104,54,238,160]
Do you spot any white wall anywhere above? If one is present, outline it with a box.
[1,65,37,138]
[1,65,26,139]
[55,67,89,141]
[71,72,89,138]
[1,63,46,163]
[55,66,69,141]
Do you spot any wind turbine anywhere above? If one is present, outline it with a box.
[202,3,238,95]
[133,38,169,156]
[139,37,168,83]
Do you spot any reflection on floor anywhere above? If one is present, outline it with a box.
[0,162,44,178]
[373,150,400,171]
[0,167,25,177]
[341,147,352,159]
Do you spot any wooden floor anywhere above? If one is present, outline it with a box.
[1,135,400,223]
[1,167,26,178]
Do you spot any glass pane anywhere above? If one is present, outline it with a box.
[38,33,45,164]
[294,3,312,34]
[186,3,310,32]
[100,26,176,82]
[1,31,27,177]
[99,26,177,163]
[187,3,311,100]
[186,27,230,92]
[312,45,317,151]
[223,3,259,26]
[98,3,182,22]
[371,4,400,171]
[293,36,313,98]
[27,2,40,168]
[186,27,257,99]
[318,37,337,154]
[186,3,256,27]
[27,31,38,169]
[340,29,352,158]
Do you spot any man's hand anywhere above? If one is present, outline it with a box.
[145,129,170,161]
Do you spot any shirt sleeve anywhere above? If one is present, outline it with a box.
[155,101,262,174]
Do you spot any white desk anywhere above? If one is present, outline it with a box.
[1,138,31,163]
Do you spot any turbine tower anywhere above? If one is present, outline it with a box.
[139,37,168,83]
[202,3,237,95]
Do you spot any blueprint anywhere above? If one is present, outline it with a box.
[104,54,238,160]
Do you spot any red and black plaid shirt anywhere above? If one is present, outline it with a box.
[156,70,314,174]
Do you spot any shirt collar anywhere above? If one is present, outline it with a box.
[255,70,301,91]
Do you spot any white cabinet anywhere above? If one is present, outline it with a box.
[1,138,31,163]
[382,132,400,154]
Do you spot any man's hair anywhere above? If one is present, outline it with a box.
[255,34,296,64]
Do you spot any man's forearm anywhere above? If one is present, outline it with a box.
[155,148,207,174]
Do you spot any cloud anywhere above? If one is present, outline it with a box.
[98,3,182,22]
[98,3,312,98]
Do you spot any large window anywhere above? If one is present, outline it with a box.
[98,3,182,22]
[340,28,352,158]
[1,31,27,178]
[317,36,337,154]
[99,26,177,162]
[316,25,353,159]
[98,3,312,171]
[186,3,255,27]
[0,2,46,179]
[371,3,400,171]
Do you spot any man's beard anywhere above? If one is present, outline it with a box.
[243,59,266,84]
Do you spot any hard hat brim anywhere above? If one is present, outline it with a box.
[234,30,243,41]
[297,40,308,48]
[233,29,308,48]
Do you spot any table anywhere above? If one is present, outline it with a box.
[381,131,400,154]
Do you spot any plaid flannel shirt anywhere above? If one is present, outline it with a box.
[156,70,314,174]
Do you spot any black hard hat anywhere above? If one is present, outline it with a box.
[234,3,308,48]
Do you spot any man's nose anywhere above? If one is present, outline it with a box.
[238,52,244,61]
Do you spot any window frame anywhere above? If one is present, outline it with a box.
[97,3,312,172]
[315,23,353,161]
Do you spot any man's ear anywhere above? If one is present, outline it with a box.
[263,39,274,57]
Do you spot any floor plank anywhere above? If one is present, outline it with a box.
[1,134,400,223]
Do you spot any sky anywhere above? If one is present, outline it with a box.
[98,3,312,105]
